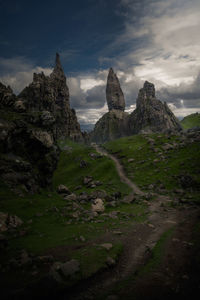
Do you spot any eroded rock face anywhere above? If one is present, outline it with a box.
[90,110,129,143]
[0,54,84,192]
[19,53,83,141]
[91,68,128,143]
[128,81,182,134]
[106,68,125,111]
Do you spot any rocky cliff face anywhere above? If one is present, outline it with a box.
[0,54,83,193]
[128,81,182,134]
[19,53,82,141]
[91,68,128,143]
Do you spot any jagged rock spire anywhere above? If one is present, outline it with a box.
[106,68,125,111]
[50,53,66,80]
[130,80,182,134]
[143,81,155,98]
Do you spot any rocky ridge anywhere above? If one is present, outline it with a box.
[91,73,182,143]
[0,54,83,192]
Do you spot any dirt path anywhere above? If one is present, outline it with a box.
[94,144,144,196]
[65,195,191,300]
[62,146,199,300]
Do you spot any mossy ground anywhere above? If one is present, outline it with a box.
[104,133,200,202]
[180,112,200,129]
[0,139,147,292]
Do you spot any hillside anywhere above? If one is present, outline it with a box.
[1,132,200,299]
[180,112,200,129]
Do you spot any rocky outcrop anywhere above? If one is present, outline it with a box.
[128,81,182,134]
[91,78,182,143]
[19,53,83,141]
[91,68,128,143]
[106,68,125,111]
[90,110,129,143]
[0,54,83,192]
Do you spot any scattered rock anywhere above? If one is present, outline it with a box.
[83,176,93,186]
[50,259,80,282]
[57,184,71,195]
[106,256,116,266]
[80,160,88,168]
[100,243,113,251]
[80,236,86,242]
[0,212,23,232]
[64,193,77,201]
[60,259,80,278]
[122,193,135,204]
[0,212,8,232]
[91,199,105,213]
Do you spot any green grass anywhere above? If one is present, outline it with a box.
[0,139,148,290]
[181,112,200,129]
[54,139,132,196]
[104,133,200,194]
[139,227,174,274]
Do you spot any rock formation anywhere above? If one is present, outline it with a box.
[106,68,125,111]
[128,81,182,134]
[0,54,83,192]
[19,53,82,141]
[90,68,128,143]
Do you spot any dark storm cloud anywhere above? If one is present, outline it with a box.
[158,73,200,109]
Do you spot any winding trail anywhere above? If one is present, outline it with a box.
[94,144,144,196]
[63,144,198,300]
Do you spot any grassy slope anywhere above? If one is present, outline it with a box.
[0,140,147,290]
[181,113,200,129]
[104,133,200,201]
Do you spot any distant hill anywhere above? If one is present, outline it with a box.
[180,112,200,129]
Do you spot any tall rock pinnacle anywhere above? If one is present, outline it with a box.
[106,68,125,111]
[51,53,65,79]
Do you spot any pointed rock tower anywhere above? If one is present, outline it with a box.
[106,68,125,111]
[19,53,83,140]
[128,81,182,134]
[90,68,128,143]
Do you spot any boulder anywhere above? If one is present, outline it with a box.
[100,243,113,250]
[57,184,71,195]
[91,198,105,213]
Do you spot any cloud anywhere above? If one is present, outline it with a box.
[97,0,200,117]
[68,70,107,110]
[0,56,52,94]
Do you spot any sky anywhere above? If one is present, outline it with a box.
[0,0,200,129]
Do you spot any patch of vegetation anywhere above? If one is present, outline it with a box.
[104,134,200,196]
[54,139,132,196]
[139,227,174,274]
[0,140,149,292]
[180,112,200,129]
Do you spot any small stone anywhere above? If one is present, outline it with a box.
[60,259,80,278]
[64,193,77,201]
[57,184,71,195]
[80,236,86,242]
[101,243,113,250]
[113,230,122,235]
[91,198,105,213]
[147,223,155,228]
[106,256,116,266]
